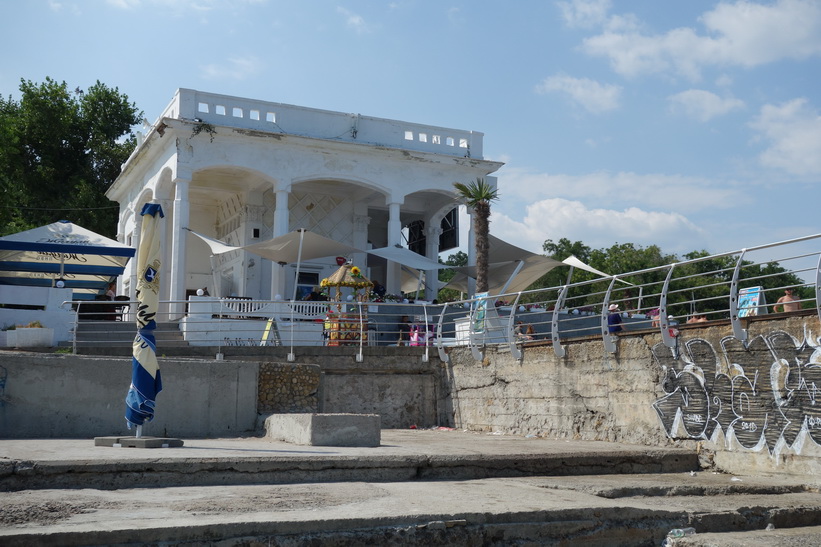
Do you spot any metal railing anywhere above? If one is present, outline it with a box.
[65,232,821,361]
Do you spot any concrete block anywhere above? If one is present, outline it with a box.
[94,436,184,448]
[264,413,380,447]
[6,328,54,347]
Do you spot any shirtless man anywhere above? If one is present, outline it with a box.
[774,288,800,313]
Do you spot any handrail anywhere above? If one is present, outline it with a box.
[40,231,819,360]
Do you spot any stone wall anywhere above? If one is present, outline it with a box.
[257,363,320,414]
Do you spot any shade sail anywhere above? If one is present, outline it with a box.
[244,230,363,263]
[562,255,635,286]
[447,235,563,295]
[184,228,241,255]
[367,245,447,271]
[0,220,135,299]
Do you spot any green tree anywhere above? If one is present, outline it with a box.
[436,250,468,302]
[0,77,141,237]
[453,178,499,295]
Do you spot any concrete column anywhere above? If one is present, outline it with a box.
[271,186,290,300]
[169,177,190,319]
[425,225,443,301]
[386,200,402,295]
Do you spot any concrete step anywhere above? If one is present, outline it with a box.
[71,321,187,348]
[1,432,820,545]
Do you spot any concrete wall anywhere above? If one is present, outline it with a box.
[0,348,443,439]
[0,354,259,439]
[3,313,820,478]
[445,312,821,477]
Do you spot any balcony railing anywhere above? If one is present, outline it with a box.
[155,89,483,158]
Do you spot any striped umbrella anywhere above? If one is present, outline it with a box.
[125,203,164,436]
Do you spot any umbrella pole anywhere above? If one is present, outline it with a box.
[288,229,305,362]
[136,424,142,438]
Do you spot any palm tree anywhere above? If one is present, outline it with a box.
[453,177,499,294]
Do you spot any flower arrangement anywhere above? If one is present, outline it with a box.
[350,266,361,277]
[320,278,373,289]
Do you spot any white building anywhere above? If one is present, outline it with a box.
[106,89,502,317]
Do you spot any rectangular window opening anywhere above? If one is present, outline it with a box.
[266,112,276,123]
[459,138,468,148]
[215,105,226,116]
[446,137,455,146]
[250,110,260,121]
[418,133,427,142]
[198,102,209,113]
[432,135,441,144]
[232,107,243,118]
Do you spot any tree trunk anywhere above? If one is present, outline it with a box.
[474,201,490,294]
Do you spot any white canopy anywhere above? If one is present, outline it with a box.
[562,255,635,286]
[367,245,446,271]
[447,235,564,295]
[186,228,362,263]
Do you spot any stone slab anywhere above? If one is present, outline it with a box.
[264,413,380,447]
[94,436,185,448]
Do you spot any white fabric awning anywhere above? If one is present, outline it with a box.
[447,235,563,295]
[367,245,446,271]
[186,228,362,263]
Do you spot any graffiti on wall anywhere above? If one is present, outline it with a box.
[652,328,821,457]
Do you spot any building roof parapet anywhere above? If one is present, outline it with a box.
[157,88,484,159]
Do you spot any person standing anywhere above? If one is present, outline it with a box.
[774,288,800,313]
[396,316,411,346]
[607,304,623,334]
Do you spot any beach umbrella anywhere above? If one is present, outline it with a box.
[125,203,164,436]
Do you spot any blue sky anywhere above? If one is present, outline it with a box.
[2,0,820,261]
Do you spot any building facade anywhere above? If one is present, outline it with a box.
[106,89,502,316]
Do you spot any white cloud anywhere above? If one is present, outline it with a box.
[492,198,706,254]
[557,0,611,29]
[749,98,821,175]
[337,7,370,34]
[535,74,621,113]
[668,89,744,122]
[581,0,821,80]
[200,56,261,80]
[497,168,745,214]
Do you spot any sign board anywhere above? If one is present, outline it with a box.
[738,286,767,317]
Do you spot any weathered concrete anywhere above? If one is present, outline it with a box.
[0,431,820,546]
[0,354,261,439]
[264,413,381,446]
[445,312,821,479]
[0,350,443,439]
[2,312,820,480]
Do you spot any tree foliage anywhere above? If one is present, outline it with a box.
[436,250,468,302]
[521,238,811,317]
[0,77,141,238]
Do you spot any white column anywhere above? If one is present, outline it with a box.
[467,208,476,297]
[270,186,290,300]
[130,212,143,308]
[169,177,190,319]
[425,225,443,301]
[386,200,402,295]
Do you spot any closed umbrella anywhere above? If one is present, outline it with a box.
[125,203,164,437]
